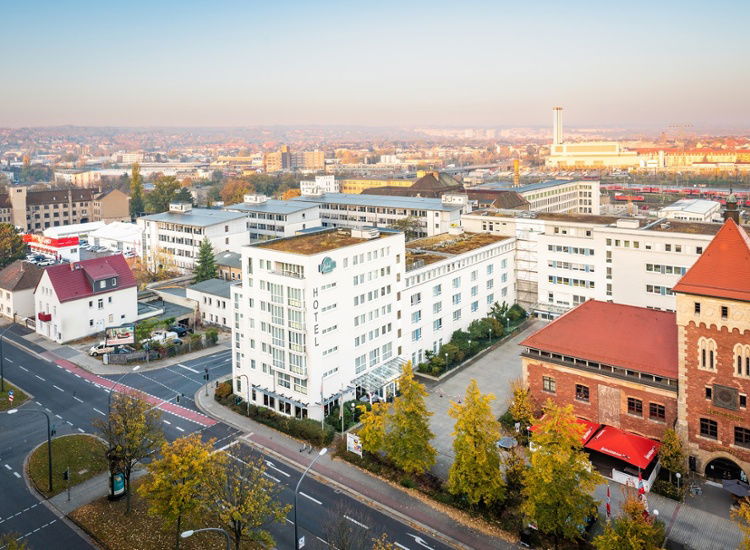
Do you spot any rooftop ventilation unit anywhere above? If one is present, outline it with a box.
[351,228,380,239]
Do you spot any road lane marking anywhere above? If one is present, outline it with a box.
[177,363,199,373]
[13,472,20,478]
[54,414,62,419]
[18,366,28,372]
[263,472,281,483]
[176,426,185,432]
[265,460,290,477]
[3,464,10,470]
[34,401,41,406]
[344,516,369,529]
[92,408,105,416]
[34,375,45,381]
[77,428,84,433]
[316,537,330,546]
[5,358,12,363]
[52,385,64,392]
[163,420,171,425]
[66,421,73,426]
[395,544,410,550]
[73,396,84,403]
[299,491,322,505]
[405,534,434,549]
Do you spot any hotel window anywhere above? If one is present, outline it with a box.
[411,293,421,306]
[433,284,441,297]
[433,302,442,314]
[452,277,460,289]
[411,310,421,323]
[433,318,442,330]
[412,328,422,342]
[627,397,643,417]
[735,427,750,448]
[722,306,729,319]
[452,293,461,305]
[741,395,747,408]
[700,418,718,440]
[694,302,701,314]
[452,310,461,321]
[649,403,666,421]
[698,337,717,370]
[575,384,589,402]
[355,354,366,374]
[471,301,478,312]
[705,386,712,400]
[542,376,556,394]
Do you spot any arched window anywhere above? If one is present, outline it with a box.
[735,344,750,378]
[698,337,717,370]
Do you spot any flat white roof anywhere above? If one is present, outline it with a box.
[659,199,720,215]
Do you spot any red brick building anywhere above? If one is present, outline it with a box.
[522,217,750,481]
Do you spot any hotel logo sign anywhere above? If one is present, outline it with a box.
[318,256,336,274]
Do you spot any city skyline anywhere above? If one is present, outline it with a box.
[2,0,749,129]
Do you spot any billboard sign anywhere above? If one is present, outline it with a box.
[105,324,135,346]
[23,234,80,248]
[346,433,362,456]
[318,256,336,275]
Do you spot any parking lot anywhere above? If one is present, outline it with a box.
[422,319,544,478]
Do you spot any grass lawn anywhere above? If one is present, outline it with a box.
[0,380,28,411]
[70,477,228,550]
[27,434,108,498]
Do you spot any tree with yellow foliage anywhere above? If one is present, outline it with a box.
[205,454,290,550]
[385,362,436,475]
[733,497,750,550]
[594,494,665,550]
[357,402,388,454]
[447,379,505,506]
[522,400,601,547]
[220,178,254,205]
[508,379,535,428]
[138,434,224,549]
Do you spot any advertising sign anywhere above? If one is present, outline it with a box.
[23,234,79,248]
[105,324,135,346]
[318,256,336,274]
[346,433,362,457]
[111,472,125,497]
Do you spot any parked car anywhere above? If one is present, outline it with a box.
[141,330,178,345]
[169,325,192,337]
[111,345,136,355]
[89,342,115,356]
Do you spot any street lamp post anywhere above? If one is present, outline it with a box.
[181,528,230,550]
[294,447,328,550]
[7,408,53,493]
[237,374,251,416]
[107,365,141,414]
[675,472,682,491]
[0,323,16,392]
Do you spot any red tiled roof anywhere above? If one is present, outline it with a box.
[44,255,136,303]
[673,218,750,302]
[520,300,677,378]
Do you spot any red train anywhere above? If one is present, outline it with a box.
[614,194,645,201]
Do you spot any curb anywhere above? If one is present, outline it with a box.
[194,383,477,550]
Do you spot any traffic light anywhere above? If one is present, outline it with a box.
[50,424,57,436]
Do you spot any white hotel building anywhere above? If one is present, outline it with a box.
[402,231,516,366]
[232,228,405,421]
[462,210,723,317]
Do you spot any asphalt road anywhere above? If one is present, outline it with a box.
[0,336,463,550]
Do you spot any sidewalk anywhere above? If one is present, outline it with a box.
[195,379,514,550]
[5,324,231,375]
[48,469,147,516]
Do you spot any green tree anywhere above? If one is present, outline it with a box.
[658,428,686,483]
[447,379,505,506]
[93,390,164,513]
[357,402,388,454]
[138,434,223,550]
[0,533,28,550]
[145,175,181,214]
[522,400,601,548]
[490,301,509,322]
[385,362,436,475]
[0,224,26,268]
[388,216,422,241]
[129,163,145,218]
[173,186,194,204]
[192,238,217,283]
[205,454,290,550]
[594,495,665,550]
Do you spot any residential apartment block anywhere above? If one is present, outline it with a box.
[137,202,250,273]
[0,187,128,231]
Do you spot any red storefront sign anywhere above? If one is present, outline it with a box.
[23,234,79,248]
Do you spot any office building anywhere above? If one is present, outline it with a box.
[657,199,722,223]
[54,170,102,188]
[292,193,468,238]
[137,202,250,273]
[224,195,321,241]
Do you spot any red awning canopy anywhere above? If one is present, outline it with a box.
[584,425,660,469]
[530,417,602,446]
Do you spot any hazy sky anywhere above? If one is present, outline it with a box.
[2,0,749,128]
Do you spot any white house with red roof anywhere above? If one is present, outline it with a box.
[34,255,138,343]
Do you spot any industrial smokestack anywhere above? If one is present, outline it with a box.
[553,106,563,145]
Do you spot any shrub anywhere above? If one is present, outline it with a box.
[651,479,685,501]
[400,477,416,489]
[214,380,232,399]
[205,328,219,346]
